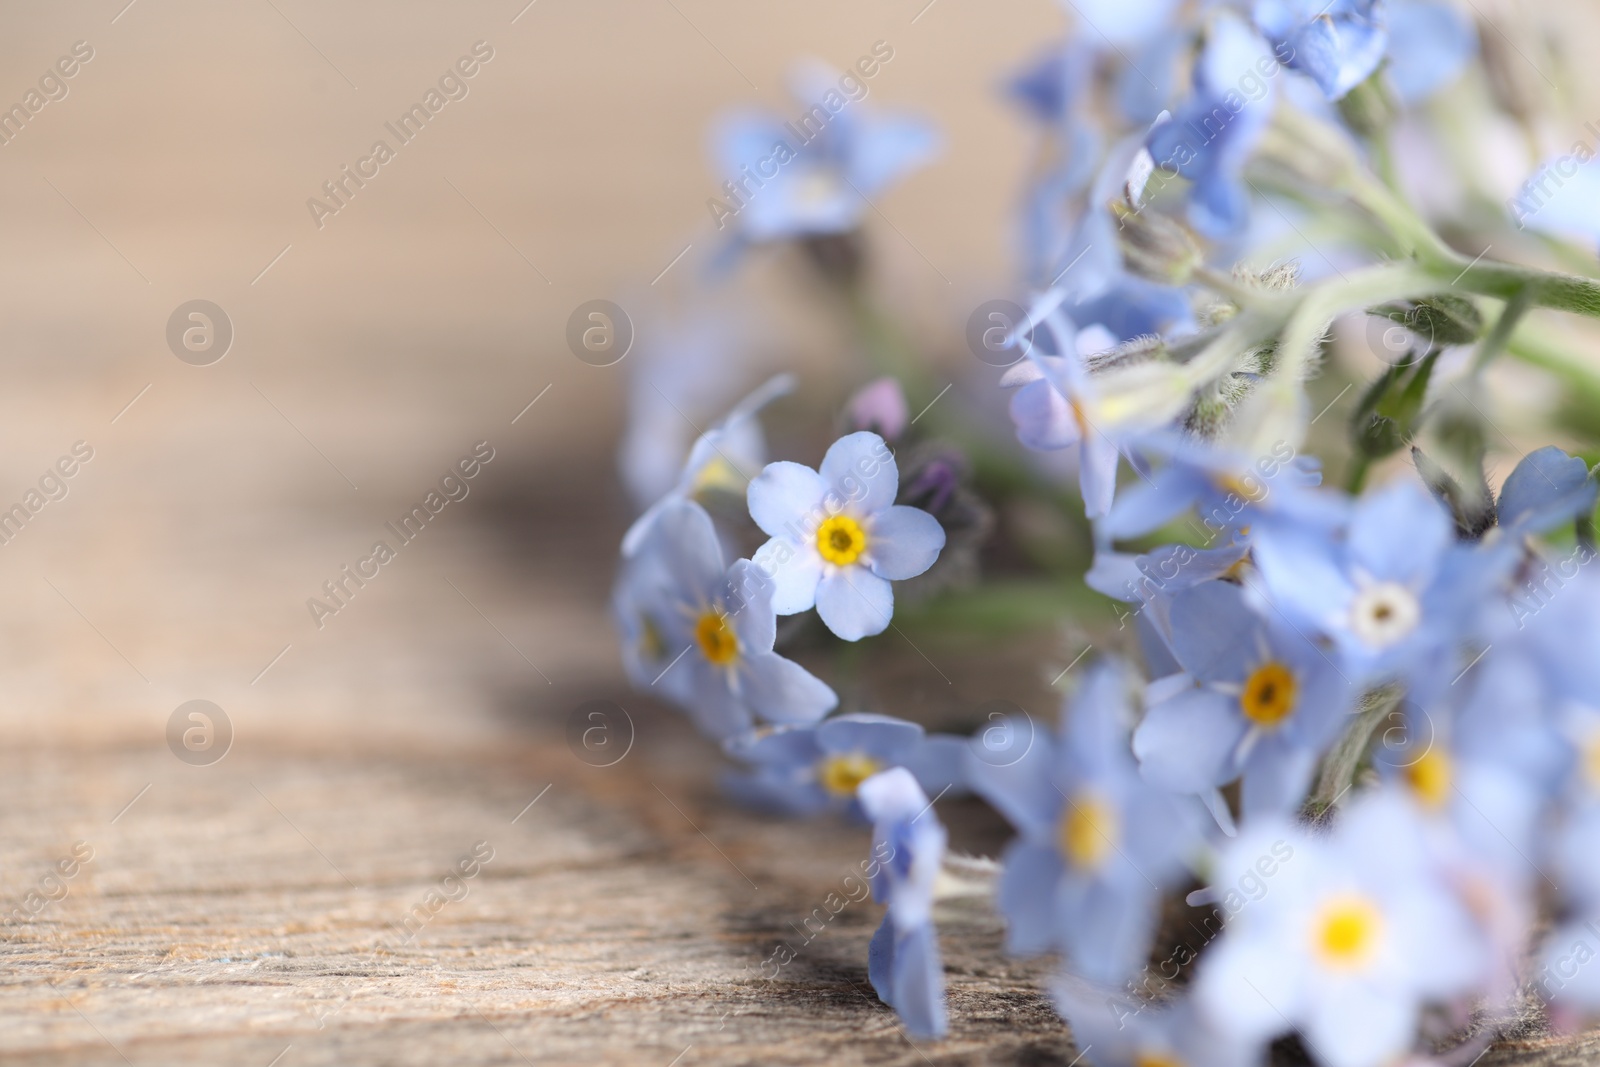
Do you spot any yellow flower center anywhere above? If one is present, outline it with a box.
[637,612,665,662]
[1240,662,1297,727]
[1405,747,1452,809]
[818,752,883,798]
[816,515,868,566]
[1059,793,1119,871]
[691,455,743,497]
[1134,1053,1186,1067]
[1583,732,1600,791]
[1312,894,1383,971]
[694,611,739,666]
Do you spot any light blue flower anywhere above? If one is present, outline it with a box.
[1147,13,1281,238]
[1134,579,1354,820]
[1247,478,1511,701]
[859,767,949,1040]
[1099,434,1336,544]
[1010,42,1103,282]
[622,374,793,557]
[711,61,940,246]
[1054,985,1255,1067]
[1195,790,1487,1067]
[621,500,836,739]
[1061,0,1182,49]
[1384,0,1476,105]
[747,431,946,641]
[965,659,1200,983]
[999,309,1125,518]
[1253,0,1388,101]
[721,713,964,818]
[1496,445,1598,535]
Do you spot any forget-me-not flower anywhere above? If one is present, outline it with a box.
[859,766,949,1040]
[1253,0,1388,101]
[622,374,794,557]
[1496,445,1598,536]
[965,659,1200,983]
[721,713,962,818]
[748,431,946,641]
[1135,579,1353,820]
[1195,789,1487,1067]
[710,60,940,247]
[1147,13,1282,239]
[625,500,836,739]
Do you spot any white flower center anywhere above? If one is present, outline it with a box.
[1348,581,1421,649]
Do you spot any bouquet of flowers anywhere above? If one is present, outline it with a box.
[609,2,1600,1063]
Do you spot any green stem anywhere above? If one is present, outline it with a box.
[1471,287,1533,374]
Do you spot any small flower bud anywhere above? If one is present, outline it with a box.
[1111,201,1203,286]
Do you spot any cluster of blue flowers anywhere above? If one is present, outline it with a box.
[611,0,1600,1062]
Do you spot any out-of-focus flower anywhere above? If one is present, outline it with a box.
[1495,445,1597,535]
[1148,13,1281,238]
[965,659,1200,983]
[710,60,939,248]
[999,309,1126,518]
[1195,790,1487,1067]
[748,431,946,641]
[621,500,836,739]
[1055,985,1255,1067]
[1383,0,1476,105]
[1135,579,1353,819]
[1513,156,1600,250]
[1009,42,1102,281]
[621,374,793,557]
[1253,0,1388,101]
[846,377,909,441]
[860,767,949,1040]
[1061,0,1182,49]
[1248,478,1510,700]
[721,713,963,817]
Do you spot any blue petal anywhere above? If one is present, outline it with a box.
[850,114,942,197]
[751,537,823,615]
[1349,480,1451,583]
[653,500,727,598]
[816,568,894,640]
[1079,426,1123,520]
[889,922,948,1039]
[719,767,831,816]
[868,506,946,581]
[1385,0,1476,104]
[1009,379,1081,451]
[1069,0,1182,47]
[725,559,777,652]
[818,714,925,763]
[1059,875,1159,984]
[867,916,895,1002]
[904,734,970,798]
[747,461,826,539]
[1134,685,1246,793]
[739,651,838,725]
[725,723,823,768]
[1498,445,1597,533]
[1238,735,1319,817]
[999,840,1064,956]
[1167,581,1259,682]
[965,728,1060,838]
[821,432,899,515]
